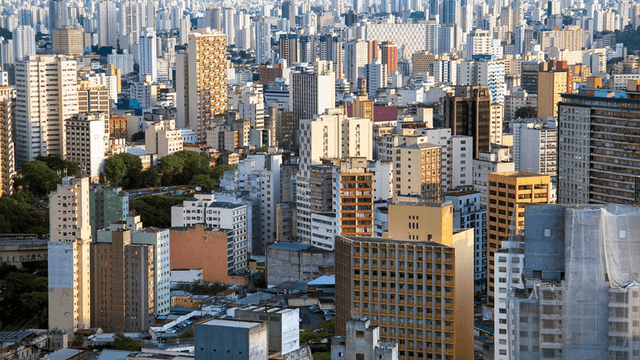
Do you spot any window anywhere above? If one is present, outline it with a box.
[544,228,551,237]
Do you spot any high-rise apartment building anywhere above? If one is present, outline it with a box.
[297,113,373,244]
[0,86,14,197]
[445,190,487,292]
[176,28,227,141]
[278,34,298,65]
[15,55,78,165]
[537,71,568,118]
[145,119,183,159]
[92,222,155,333]
[465,30,492,60]
[289,61,335,121]
[381,41,398,75]
[66,113,107,179]
[558,84,640,205]
[254,18,272,64]
[13,25,35,62]
[486,172,551,304]
[138,28,157,83]
[513,119,558,182]
[443,86,492,159]
[48,177,92,339]
[52,26,83,56]
[96,0,117,48]
[335,201,474,360]
[345,40,369,89]
[496,204,640,360]
[392,143,441,201]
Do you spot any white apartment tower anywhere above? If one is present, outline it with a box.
[145,119,183,159]
[65,114,107,179]
[138,28,157,83]
[345,40,368,90]
[13,25,35,62]
[15,55,78,166]
[97,0,117,48]
[48,177,92,340]
[290,61,336,121]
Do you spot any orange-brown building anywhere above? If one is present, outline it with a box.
[170,224,248,285]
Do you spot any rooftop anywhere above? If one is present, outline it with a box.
[201,318,264,329]
[339,235,450,248]
[268,242,312,251]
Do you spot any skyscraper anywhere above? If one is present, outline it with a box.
[49,0,68,30]
[255,18,272,64]
[486,172,551,304]
[15,55,78,165]
[12,25,35,62]
[0,86,13,197]
[96,1,117,48]
[289,61,335,121]
[48,177,92,339]
[335,201,475,360]
[345,40,369,89]
[443,86,492,159]
[557,82,640,205]
[138,28,157,83]
[176,28,228,141]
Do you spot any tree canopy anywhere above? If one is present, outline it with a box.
[14,161,59,196]
[0,195,48,235]
[0,264,48,329]
[104,153,143,188]
[130,194,192,228]
[514,106,537,119]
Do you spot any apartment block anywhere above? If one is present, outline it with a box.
[92,222,155,333]
[443,86,492,159]
[170,224,247,285]
[51,26,84,55]
[176,28,227,141]
[145,119,183,159]
[171,195,248,272]
[445,190,487,292]
[335,157,374,238]
[557,86,640,205]
[537,71,568,118]
[496,204,640,359]
[512,118,558,183]
[0,86,14,197]
[289,61,336,121]
[486,172,551,304]
[335,202,474,360]
[15,55,78,165]
[66,113,107,179]
[392,142,441,202]
[297,113,373,243]
[472,149,514,207]
[48,177,92,338]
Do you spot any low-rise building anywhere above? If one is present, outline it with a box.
[195,319,268,360]
[266,242,334,286]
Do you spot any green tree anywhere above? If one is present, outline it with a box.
[71,335,84,348]
[36,156,80,176]
[313,353,331,360]
[514,106,537,119]
[189,174,217,191]
[130,194,191,228]
[119,153,143,189]
[112,334,142,351]
[131,131,145,142]
[178,329,194,339]
[15,161,59,196]
[104,156,127,185]
[0,196,48,234]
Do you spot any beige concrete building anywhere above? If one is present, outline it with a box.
[145,119,183,159]
[0,86,14,196]
[412,51,436,74]
[266,242,334,286]
[66,114,107,179]
[176,28,227,141]
[15,55,78,165]
[392,142,441,202]
[92,222,155,333]
[48,177,92,340]
[52,26,84,55]
[335,201,474,360]
[486,172,551,304]
[537,71,567,118]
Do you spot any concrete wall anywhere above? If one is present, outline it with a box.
[170,225,239,284]
[195,320,268,360]
[524,204,566,281]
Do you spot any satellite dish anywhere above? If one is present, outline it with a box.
[195,187,202,192]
